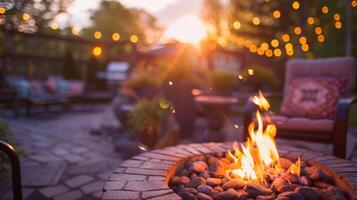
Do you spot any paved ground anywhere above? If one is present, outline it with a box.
[1,104,357,200]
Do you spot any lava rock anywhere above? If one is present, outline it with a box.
[197,192,213,200]
[207,156,219,165]
[275,197,290,200]
[318,186,347,200]
[209,160,225,178]
[279,184,299,192]
[178,188,198,195]
[303,166,324,180]
[280,158,293,169]
[245,183,273,197]
[206,178,222,187]
[199,170,211,179]
[299,176,312,186]
[191,177,206,188]
[191,161,208,174]
[281,173,298,183]
[277,191,305,200]
[272,178,288,192]
[180,191,197,200]
[256,194,276,200]
[197,184,214,195]
[296,186,319,200]
[170,176,191,187]
[214,191,237,200]
[236,190,250,200]
[222,178,245,190]
[214,186,223,193]
[314,181,332,189]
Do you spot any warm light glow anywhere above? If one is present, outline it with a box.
[274,49,282,57]
[251,91,270,110]
[301,43,309,52]
[282,34,290,42]
[294,27,302,35]
[307,17,315,25]
[334,13,341,21]
[146,36,154,44]
[260,42,269,51]
[299,36,307,44]
[92,46,102,57]
[315,27,322,35]
[252,17,261,25]
[233,21,241,30]
[248,69,254,76]
[286,49,294,56]
[335,21,342,29]
[257,48,264,55]
[265,49,273,57]
[130,34,138,43]
[112,33,120,41]
[50,23,59,30]
[94,31,102,39]
[290,157,301,176]
[292,1,300,9]
[273,10,281,19]
[271,39,279,48]
[22,13,30,21]
[249,45,257,53]
[164,14,206,44]
[217,36,227,47]
[285,43,293,51]
[317,34,325,43]
[71,27,80,35]
[0,7,6,14]
[322,6,329,14]
[352,1,357,7]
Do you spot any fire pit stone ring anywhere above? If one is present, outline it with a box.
[101,142,357,200]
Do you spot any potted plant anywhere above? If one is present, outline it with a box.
[208,68,237,95]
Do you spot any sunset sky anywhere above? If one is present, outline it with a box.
[59,0,203,29]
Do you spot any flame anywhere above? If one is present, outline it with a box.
[228,92,299,182]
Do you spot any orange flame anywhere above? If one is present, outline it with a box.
[228,92,298,182]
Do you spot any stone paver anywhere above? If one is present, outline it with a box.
[54,190,82,200]
[39,185,69,198]
[80,180,105,194]
[65,175,94,188]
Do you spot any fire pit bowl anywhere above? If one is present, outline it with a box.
[101,142,357,200]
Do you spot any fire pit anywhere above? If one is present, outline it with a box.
[102,93,357,200]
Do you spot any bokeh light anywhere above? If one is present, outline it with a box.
[22,13,30,21]
[307,17,315,25]
[299,36,307,44]
[282,34,290,42]
[233,21,241,30]
[252,17,260,25]
[322,6,329,14]
[273,10,281,19]
[51,23,59,30]
[112,33,120,41]
[294,27,302,35]
[274,49,282,57]
[301,43,309,52]
[0,7,6,14]
[317,34,325,43]
[292,1,300,10]
[271,39,279,48]
[94,31,102,39]
[92,46,102,57]
[130,34,138,43]
[260,42,269,51]
[333,13,340,21]
[314,27,322,35]
[335,21,342,29]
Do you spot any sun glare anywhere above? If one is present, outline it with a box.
[164,14,206,44]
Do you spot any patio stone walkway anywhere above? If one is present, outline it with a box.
[1,104,357,200]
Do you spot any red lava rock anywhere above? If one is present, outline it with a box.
[191,161,208,174]
[318,186,347,200]
[275,197,290,200]
[214,186,223,193]
[206,178,222,187]
[245,183,273,197]
[236,190,250,200]
[279,184,299,192]
[200,170,211,179]
[170,176,191,187]
[303,166,324,180]
[277,191,305,200]
[208,156,219,165]
[281,173,298,183]
[314,181,332,189]
[209,161,226,178]
[256,194,276,200]
[197,192,213,200]
[279,158,293,169]
[197,184,214,195]
[180,169,190,176]
[191,177,207,188]
[296,186,319,200]
[299,176,312,186]
[178,188,198,195]
[272,178,288,192]
[222,178,245,190]
[213,191,237,200]
[180,191,197,200]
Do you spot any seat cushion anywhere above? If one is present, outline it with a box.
[280,76,347,119]
[267,115,334,133]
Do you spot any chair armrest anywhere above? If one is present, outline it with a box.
[335,96,357,122]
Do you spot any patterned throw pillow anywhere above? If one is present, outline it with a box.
[280,77,348,119]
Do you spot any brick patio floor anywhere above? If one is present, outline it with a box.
[1,104,357,200]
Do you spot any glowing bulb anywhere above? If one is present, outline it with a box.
[274,49,282,57]
[252,17,260,25]
[233,21,241,30]
[282,34,290,42]
[248,69,254,75]
[285,43,293,51]
[94,31,102,39]
[307,17,315,25]
[257,48,265,55]
[92,46,102,57]
[317,34,325,43]
[260,42,269,51]
[301,44,309,52]
[315,27,322,35]
[334,13,341,21]
[294,27,302,35]
[249,45,257,53]
[146,36,154,44]
[22,13,30,21]
[286,49,294,56]
[265,49,273,57]
[71,27,80,35]
[292,1,300,10]
[0,7,6,14]
[273,10,281,19]
[335,21,342,29]
[112,33,120,41]
[299,36,307,44]
[130,34,138,43]
[352,1,357,7]
[271,39,279,48]
[322,6,329,14]
[50,23,58,30]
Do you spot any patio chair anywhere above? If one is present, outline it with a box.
[243,57,356,158]
[0,140,22,200]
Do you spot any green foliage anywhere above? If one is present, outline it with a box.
[0,121,15,176]
[242,66,279,89]
[128,98,164,136]
[208,68,237,93]
[61,50,78,80]
[122,68,160,91]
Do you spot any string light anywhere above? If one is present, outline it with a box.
[22,13,30,21]
[265,49,273,57]
[317,34,325,43]
[146,36,154,44]
[273,10,281,19]
[112,33,120,41]
[273,48,282,57]
[285,43,293,51]
[333,13,340,21]
[130,34,138,43]
[94,31,102,39]
[249,44,257,53]
[233,21,241,30]
[299,36,307,44]
[335,21,342,29]
[50,22,59,30]
[271,39,279,47]
[286,49,294,56]
[92,46,102,57]
[260,42,269,51]
[294,27,302,35]
[314,27,322,35]
[292,1,300,10]
[257,48,264,55]
[352,0,357,7]
[282,34,290,42]
[322,6,329,14]
[0,7,5,14]
[301,43,309,52]
[252,17,261,25]
[71,27,80,35]
[307,17,315,25]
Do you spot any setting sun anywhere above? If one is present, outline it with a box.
[164,14,206,44]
